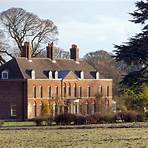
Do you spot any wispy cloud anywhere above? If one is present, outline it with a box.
[58,15,140,55]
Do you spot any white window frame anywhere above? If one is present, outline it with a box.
[1,70,8,79]
[10,105,17,117]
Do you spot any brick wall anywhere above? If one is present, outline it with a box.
[0,80,26,120]
[27,78,112,118]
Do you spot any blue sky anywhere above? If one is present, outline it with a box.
[0,0,141,56]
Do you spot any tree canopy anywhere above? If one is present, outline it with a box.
[0,7,58,62]
[114,0,148,87]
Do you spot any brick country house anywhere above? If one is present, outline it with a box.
[0,42,112,120]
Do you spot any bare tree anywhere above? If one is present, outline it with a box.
[0,8,58,57]
[0,30,13,64]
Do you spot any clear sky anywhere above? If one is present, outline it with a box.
[0,0,141,57]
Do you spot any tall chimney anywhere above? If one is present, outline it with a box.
[46,42,55,62]
[70,44,79,62]
[21,42,32,59]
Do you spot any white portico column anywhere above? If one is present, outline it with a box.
[57,105,60,115]
[70,103,74,114]
[91,103,95,115]
[73,103,76,114]
[73,99,80,114]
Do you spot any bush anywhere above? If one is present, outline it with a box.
[144,112,148,118]
[86,115,97,124]
[30,116,51,126]
[115,111,144,122]
[102,113,116,123]
[85,113,116,124]
[0,121,4,126]
[54,113,76,125]
[74,115,86,125]
[136,112,144,122]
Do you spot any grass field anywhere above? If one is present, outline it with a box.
[0,128,148,148]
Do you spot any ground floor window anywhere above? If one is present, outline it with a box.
[10,105,17,117]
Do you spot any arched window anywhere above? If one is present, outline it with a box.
[87,86,91,97]
[33,86,36,98]
[48,86,52,98]
[79,86,82,98]
[39,86,43,98]
[107,86,109,97]
[55,86,58,97]
[74,83,77,97]
[31,70,35,79]
[63,83,66,97]
[1,70,8,79]
[100,86,103,94]
[68,83,71,96]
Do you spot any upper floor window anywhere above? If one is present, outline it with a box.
[1,70,8,79]
[87,86,91,97]
[74,83,77,97]
[33,86,36,98]
[100,86,103,94]
[48,86,52,98]
[107,86,109,97]
[79,86,82,97]
[68,84,71,96]
[55,86,58,97]
[39,86,43,98]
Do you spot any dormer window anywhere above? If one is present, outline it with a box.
[2,70,8,79]
[96,72,99,79]
[31,70,35,79]
[55,71,58,79]
[49,71,52,79]
[80,71,84,79]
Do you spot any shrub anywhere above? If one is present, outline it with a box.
[30,116,50,126]
[124,111,139,122]
[136,112,144,122]
[102,113,116,123]
[115,111,144,122]
[144,112,148,118]
[92,113,104,124]
[74,115,86,125]
[54,113,76,125]
[0,121,4,126]
[86,115,97,124]
[41,102,50,116]
[114,112,126,122]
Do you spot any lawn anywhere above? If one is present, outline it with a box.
[0,128,148,148]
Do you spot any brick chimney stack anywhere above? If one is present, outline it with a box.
[21,42,32,59]
[46,42,55,62]
[70,44,79,62]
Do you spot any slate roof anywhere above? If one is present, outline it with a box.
[0,57,97,79]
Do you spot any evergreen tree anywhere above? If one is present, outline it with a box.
[114,0,148,87]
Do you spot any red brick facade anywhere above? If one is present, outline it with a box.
[27,77,112,119]
[0,43,113,120]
